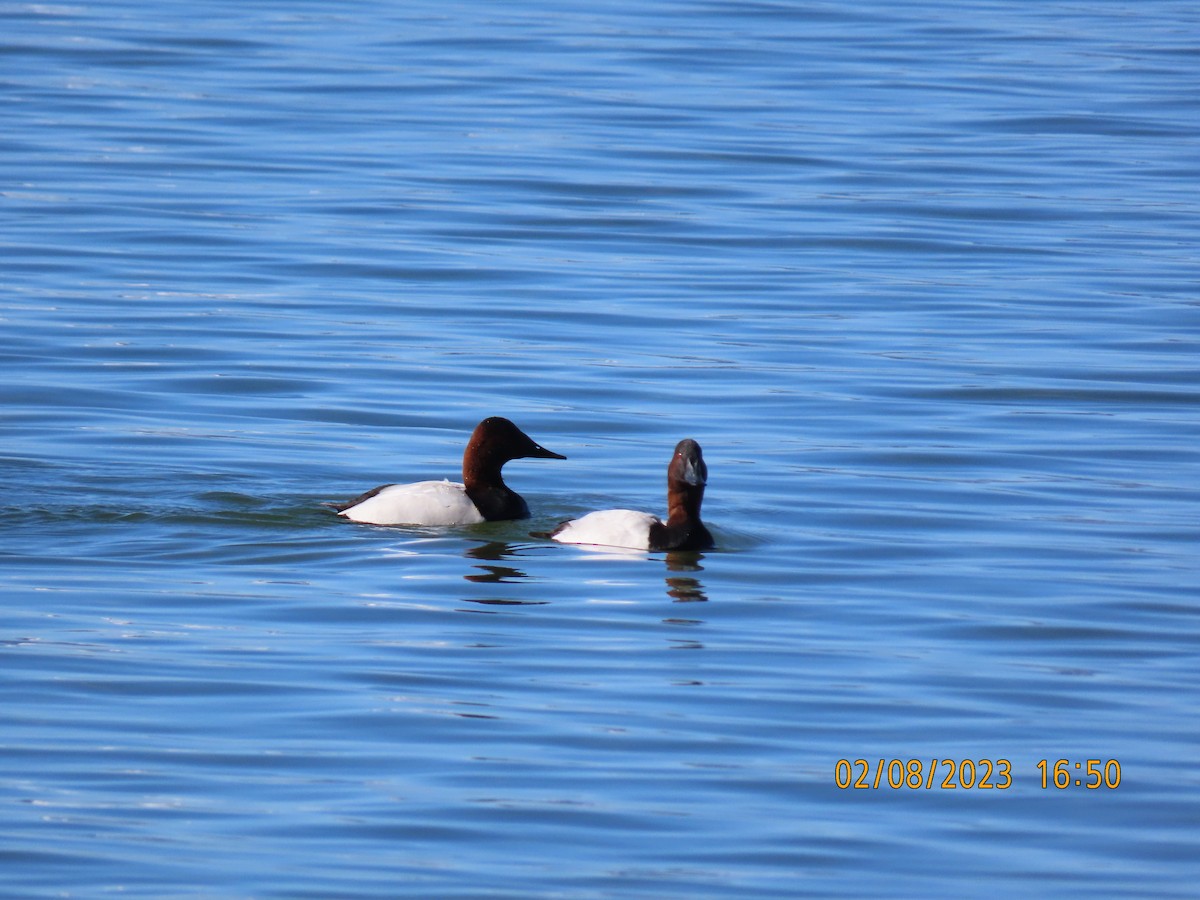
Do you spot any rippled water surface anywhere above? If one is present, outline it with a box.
[3,1,1199,896]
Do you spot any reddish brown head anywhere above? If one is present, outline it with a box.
[651,438,713,551]
[462,417,566,520]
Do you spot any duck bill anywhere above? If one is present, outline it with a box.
[528,442,567,460]
[680,455,707,486]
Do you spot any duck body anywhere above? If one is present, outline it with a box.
[335,480,486,526]
[332,417,564,526]
[547,439,714,552]
[548,509,659,550]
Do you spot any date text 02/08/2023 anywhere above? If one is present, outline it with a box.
[833,759,1122,790]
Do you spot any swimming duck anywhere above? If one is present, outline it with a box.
[331,417,565,526]
[544,439,714,551]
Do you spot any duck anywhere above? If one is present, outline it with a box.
[330,417,565,526]
[542,439,714,551]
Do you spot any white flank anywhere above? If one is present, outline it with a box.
[550,509,659,550]
[338,480,486,526]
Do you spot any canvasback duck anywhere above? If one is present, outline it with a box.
[331,417,565,526]
[544,439,714,551]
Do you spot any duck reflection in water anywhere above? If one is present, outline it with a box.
[667,576,706,602]
[460,540,710,604]
[462,541,529,584]
[459,541,549,607]
[665,551,708,602]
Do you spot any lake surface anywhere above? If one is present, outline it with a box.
[2,1,1199,896]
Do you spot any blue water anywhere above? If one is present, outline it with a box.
[3,1,1199,896]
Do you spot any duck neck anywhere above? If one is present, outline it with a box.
[665,481,703,527]
[650,483,712,552]
[462,454,505,494]
[462,456,526,520]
